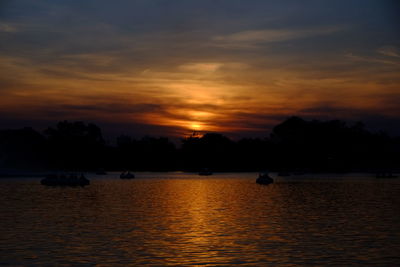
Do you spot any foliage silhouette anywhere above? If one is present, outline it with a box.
[0,117,399,172]
[43,121,106,170]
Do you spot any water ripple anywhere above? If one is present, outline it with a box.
[0,174,399,266]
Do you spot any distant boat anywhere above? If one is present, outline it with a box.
[376,172,398,179]
[95,169,107,175]
[198,169,212,176]
[256,172,274,185]
[41,173,90,186]
[120,171,135,179]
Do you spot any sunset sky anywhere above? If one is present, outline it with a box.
[1,0,399,138]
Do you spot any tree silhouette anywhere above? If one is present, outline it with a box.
[0,117,399,172]
[44,121,105,170]
[181,133,235,171]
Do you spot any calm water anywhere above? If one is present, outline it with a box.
[0,173,399,266]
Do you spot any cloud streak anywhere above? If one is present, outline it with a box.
[378,45,400,58]
[0,1,399,137]
[212,26,343,48]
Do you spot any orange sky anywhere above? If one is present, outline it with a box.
[0,1,399,137]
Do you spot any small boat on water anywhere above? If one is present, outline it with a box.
[41,173,90,186]
[376,172,398,179]
[120,171,135,179]
[95,169,107,175]
[256,172,274,185]
[198,168,213,176]
[198,171,213,176]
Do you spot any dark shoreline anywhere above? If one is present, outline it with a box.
[1,170,399,179]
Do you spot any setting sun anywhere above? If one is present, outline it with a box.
[191,123,202,131]
[0,0,399,139]
[1,1,400,266]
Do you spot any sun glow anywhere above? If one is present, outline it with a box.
[191,123,202,131]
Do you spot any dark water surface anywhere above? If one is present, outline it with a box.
[1,173,399,266]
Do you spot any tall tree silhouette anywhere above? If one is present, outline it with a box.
[44,121,105,170]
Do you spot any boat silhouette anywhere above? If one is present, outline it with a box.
[41,173,90,186]
[198,168,213,176]
[256,172,274,185]
[376,172,398,179]
[120,171,135,179]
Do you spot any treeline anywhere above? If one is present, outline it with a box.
[0,117,399,172]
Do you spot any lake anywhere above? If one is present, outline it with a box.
[0,172,399,266]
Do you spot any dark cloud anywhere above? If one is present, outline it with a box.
[60,103,163,114]
[299,104,400,136]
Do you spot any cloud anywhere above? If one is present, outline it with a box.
[61,103,164,114]
[179,63,223,72]
[346,52,400,66]
[299,104,400,136]
[178,62,250,73]
[0,23,17,32]
[377,45,400,58]
[1,1,400,138]
[212,26,343,48]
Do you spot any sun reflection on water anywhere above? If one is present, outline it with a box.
[0,175,399,265]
